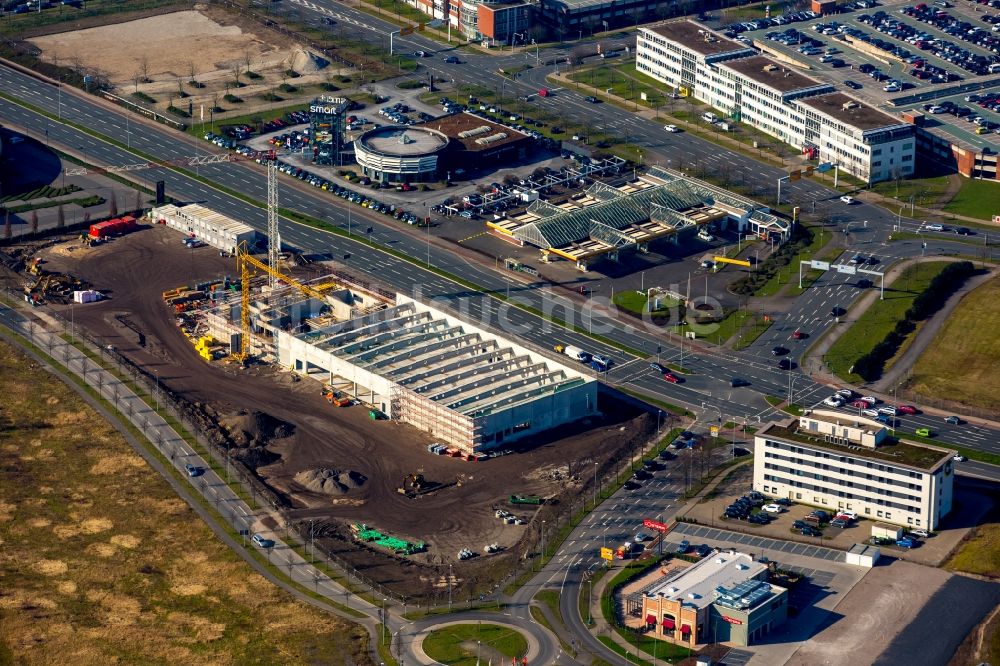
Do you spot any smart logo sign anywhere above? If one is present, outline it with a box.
[310,96,348,115]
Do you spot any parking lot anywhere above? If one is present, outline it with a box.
[679,461,985,566]
[723,0,1000,147]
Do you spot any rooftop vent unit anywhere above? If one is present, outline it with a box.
[763,64,780,72]
[842,101,860,110]
[476,133,508,145]
[458,125,492,139]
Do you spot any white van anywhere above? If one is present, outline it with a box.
[701,112,718,123]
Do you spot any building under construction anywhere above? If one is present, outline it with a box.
[196,263,597,452]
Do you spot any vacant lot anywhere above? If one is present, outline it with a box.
[908,275,1000,413]
[826,261,949,383]
[0,339,371,665]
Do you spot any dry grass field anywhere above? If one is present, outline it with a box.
[908,275,1000,413]
[0,339,372,665]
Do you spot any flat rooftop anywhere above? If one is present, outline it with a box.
[416,112,529,152]
[723,56,826,94]
[298,300,590,418]
[759,422,953,471]
[357,126,448,156]
[645,550,767,609]
[644,20,749,57]
[798,92,904,132]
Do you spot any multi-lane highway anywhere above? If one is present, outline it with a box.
[3,57,997,455]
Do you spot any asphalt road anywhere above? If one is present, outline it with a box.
[4,58,998,455]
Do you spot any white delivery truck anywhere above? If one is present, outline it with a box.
[554,344,591,363]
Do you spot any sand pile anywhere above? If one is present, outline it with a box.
[290,49,328,74]
[294,468,367,495]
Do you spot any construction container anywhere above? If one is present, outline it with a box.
[510,494,544,505]
[72,290,102,304]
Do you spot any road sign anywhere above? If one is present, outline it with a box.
[600,547,613,561]
[810,260,830,270]
[710,425,719,436]
[643,519,669,533]
[816,162,833,173]
[836,264,857,275]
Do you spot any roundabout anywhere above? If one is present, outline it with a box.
[403,615,554,665]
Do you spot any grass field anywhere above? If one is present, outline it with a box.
[942,178,1000,220]
[946,523,1000,578]
[612,291,679,315]
[907,275,1000,412]
[825,261,950,383]
[422,623,528,665]
[0,339,371,665]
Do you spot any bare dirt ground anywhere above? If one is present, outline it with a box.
[785,561,949,666]
[30,224,653,602]
[27,8,347,117]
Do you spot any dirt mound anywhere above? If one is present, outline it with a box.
[220,410,294,447]
[294,468,367,495]
[290,49,328,74]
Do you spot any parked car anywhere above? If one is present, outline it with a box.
[896,537,916,549]
[762,503,783,513]
[830,518,849,528]
[799,526,822,537]
[634,532,651,542]
[695,544,712,557]
[909,529,930,538]
[675,540,690,554]
[776,498,793,506]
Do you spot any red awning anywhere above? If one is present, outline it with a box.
[646,615,656,625]
[681,624,692,634]
[662,618,675,629]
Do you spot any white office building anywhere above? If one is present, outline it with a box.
[636,20,915,183]
[754,411,955,530]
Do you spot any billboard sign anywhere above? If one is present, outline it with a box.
[600,547,614,561]
[643,519,669,533]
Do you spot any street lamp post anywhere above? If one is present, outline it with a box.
[593,462,598,508]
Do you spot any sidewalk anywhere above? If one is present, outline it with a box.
[584,458,754,660]
[547,69,999,227]
[0,299,385,654]
[800,257,1000,431]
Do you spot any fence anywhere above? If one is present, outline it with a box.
[2,288,684,611]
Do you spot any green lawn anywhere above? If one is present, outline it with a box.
[753,225,835,297]
[422,624,528,665]
[869,175,952,208]
[825,261,950,383]
[943,178,1000,220]
[907,275,1000,412]
[612,291,679,315]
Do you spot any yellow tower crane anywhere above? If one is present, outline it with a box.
[232,241,335,364]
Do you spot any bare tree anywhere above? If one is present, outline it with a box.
[109,192,118,218]
[244,49,254,75]
[30,210,38,236]
[231,63,242,88]
[132,70,142,93]
[57,204,65,229]
[139,56,150,83]
[187,60,198,85]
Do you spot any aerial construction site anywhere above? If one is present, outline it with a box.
[1,211,655,603]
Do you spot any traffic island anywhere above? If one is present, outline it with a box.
[421,623,529,665]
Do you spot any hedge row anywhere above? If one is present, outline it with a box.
[730,225,814,296]
[853,261,977,381]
